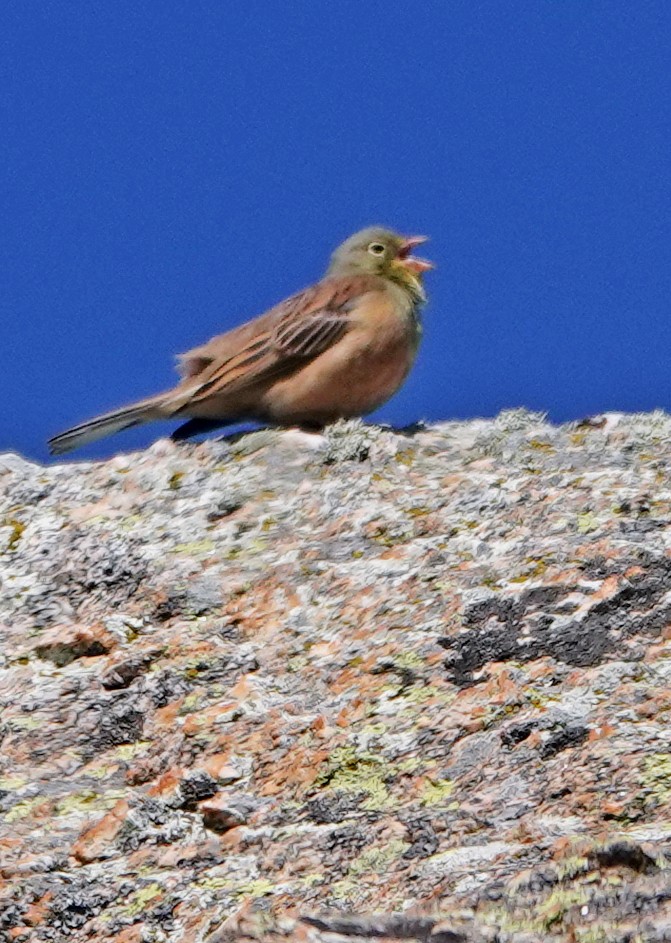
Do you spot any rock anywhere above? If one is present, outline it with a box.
[4,415,671,941]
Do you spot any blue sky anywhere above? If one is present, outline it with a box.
[3,1,670,462]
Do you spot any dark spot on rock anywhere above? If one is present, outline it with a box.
[441,556,671,685]
[370,658,419,690]
[548,785,572,799]
[539,724,589,759]
[187,653,259,686]
[206,496,243,521]
[519,585,568,610]
[31,623,117,667]
[500,722,536,748]
[304,791,365,824]
[481,881,506,901]
[48,877,129,931]
[153,592,187,622]
[85,697,145,758]
[115,795,190,853]
[402,817,440,859]
[175,771,219,810]
[513,867,559,893]
[301,913,467,943]
[324,824,368,855]
[0,902,26,932]
[38,530,150,621]
[591,841,659,874]
[145,668,192,708]
[579,555,626,580]
[459,596,517,629]
[144,897,177,931]
[619,519,666,535]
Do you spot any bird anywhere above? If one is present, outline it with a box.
[48,226,433,455]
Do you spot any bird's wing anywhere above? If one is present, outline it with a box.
[174,275,378,406]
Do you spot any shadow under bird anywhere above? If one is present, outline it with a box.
[48,227,433,455]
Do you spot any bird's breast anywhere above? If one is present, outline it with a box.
[261,289,422,424]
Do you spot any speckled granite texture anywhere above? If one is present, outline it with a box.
[3,411,671,942]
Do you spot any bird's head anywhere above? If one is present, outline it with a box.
[327,226,433,294]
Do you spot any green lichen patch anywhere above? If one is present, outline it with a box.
[120,883,164,917]
[349,839,410,876]
[314,747,392,810]
[2,517,25,551]
[420,777,455,807]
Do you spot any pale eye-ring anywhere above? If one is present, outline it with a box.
[367,242,386,256]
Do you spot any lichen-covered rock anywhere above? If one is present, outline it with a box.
[3,413,671,940]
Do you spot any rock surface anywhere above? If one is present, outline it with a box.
[3,412,671,941]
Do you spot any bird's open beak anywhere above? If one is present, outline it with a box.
[397,235,433,274]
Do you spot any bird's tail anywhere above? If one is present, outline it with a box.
[48,394,170,456]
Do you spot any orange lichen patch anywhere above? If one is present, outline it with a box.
[155,837,223,868]
[170,904,215,941]
[636,699,664,720]
[526,730,544,750]
[147,767,185,799]
[574,538,622,561]
[218,825,247,852]
[109,926,144,943]
[199,752,242,783]
[310,715,335,739]
[425,650,446,667]
[7,928,29,941]
[72,799,130,863]
[335,700,367,727]
[328,666,383,697]
[228,674,256,700]
[570,788,599,810]
[69,495,132,523]
[182,702,242,736]
[602,799,627,818]
[258,746,330,797]
[0,832,23,854]
[22,891,53,927]
[309,639,346,660]
[152,698,186,730]
[481,667,524,704]
[623,565,646,580]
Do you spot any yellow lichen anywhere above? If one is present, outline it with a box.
[172,539,216,555]
[348,839,410,876]
[577,512,599,534]
[314,747,391,810]
[3,518,25,551]
[5,797,44,823]
[122,883,163,917]
[168,471,184,490]
[234,879,275,899]
[420,778,454,806]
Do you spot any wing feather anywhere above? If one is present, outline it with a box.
[175,275,379,407]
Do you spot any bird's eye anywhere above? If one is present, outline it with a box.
[367,242,386,256]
